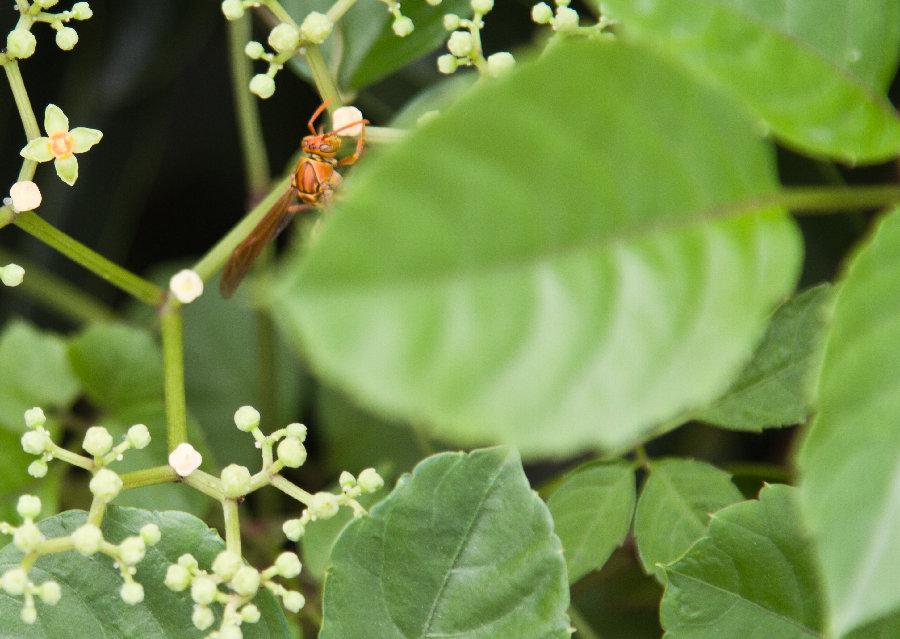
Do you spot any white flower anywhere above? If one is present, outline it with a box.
[9,181,42,211]
[169,442,202,477]
[332,106,365,137]
[169,269,204,303]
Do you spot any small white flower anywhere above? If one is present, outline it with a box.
[169,442,202,477]
[9,181,42,211]
[1,264,25,287]
[332,106,365,137]
[169,269,203,303]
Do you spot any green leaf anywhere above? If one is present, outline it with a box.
[660,484,824,638]
[692,284,831,431]
[797,207,900,637]
[634,458,743,582]
[0,428,61,531]
[0,320,79,433]
[269,39,802,458]
[0,507,289,638]
[600,0,900,163]
[546,460,635,583]
[319,448,570,639]
[67,322,163,412]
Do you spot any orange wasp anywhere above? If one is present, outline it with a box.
[219,99,368,298]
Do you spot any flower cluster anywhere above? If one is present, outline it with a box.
[531,1,614,36]
[4,1,93,61]
[437,0,516,78]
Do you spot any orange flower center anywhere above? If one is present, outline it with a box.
[48,131,74,159]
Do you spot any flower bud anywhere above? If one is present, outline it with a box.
[72,523,103,555]
[300,11,333,44]
[169,442,202,477]
[339,471,356,492]
[333,106,365,136]
[268,22,301,52]
[140,523,161,545]
[230,565,260,596]
[37,580,61,605]
[192,605,215,630]
[1,264,24,287]
[531,2,552,23]
[437,54,458,75]
[120,581,144,605]
[244,40,264,59]
[276,437,307,468]
[219,624,242,639]
[71,2,93,19]
[178,553,199,570]
[274,551,302,578]
[1,568,29,595]
[7,29,37,59]
[164,563,192,591]
[83,425,114,457]
[249,74,276,99]
[24,407,46,429]
[233,405,260,431]
[55,27,79,51]
[127,424,151,449]
[392,16,414,37]
[212,550,242,581]
[21,429,50,455]
[16,495,41,520]
[13,521,43,552]
[221,464,252,497]
[241,603,261,623]
[9,180,41,211]
[442,13,460,31]
[221,0,244,20]
[169,269,203,303]
[89,467,123,502]
[554,6,579,31]
[358,468,385,493]
[118,536,146,565]
[282,518,305,541]
[282,590,306,613]
[471,0,494,13]
[309,492,340,520]
[487,51,516,77]
[447,31,474,57]
[285,423,307,442]
[28,460,48,478]
[191,575,218,605]
[21,603,37,625]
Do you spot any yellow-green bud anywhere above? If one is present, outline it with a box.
[192,605,215,630]
[234,405,260,431]
[164,563,192,591]
[285,423,307,441]
[471,0,493,13]
[531,2,553,23]
[28,460,48,478]
[118,536,147,566]
[554,6,579,30]
[212,550,243,581]
[221,0,244,20]
[127,424,151,449]
[244,40,264,59]
[89,467,123,502]
[7,29,37,59]
[1,568,29,595]
[38,580,61,605]
[274,551,302,578]
[437,54,459,74]
[120,581,144,605]
[282,518,305,541]
[300,11,333,44]
[309,492,340,520]
[392,16,414,37]
[447,31,474,57]
[282,590,306,613]
[241,603,261,623]
[140,523,161,545]
[219,624,242,639]
[249,74,275,99]
[339,471,356,492]
[276,437,307,468]
[487,51,516,77]
[83,425,114,457]
[17,495,42,520]
[178,553,199,570]
[268,22,300,53]
[230,565,260,596]
[13,521,43,552]
[442,13,460,31]
[55,27,79,51]
[1,264,25,287]
[24,407,46,429]
[72,2,93,19]
[358,468,385,493]
[221,464,252,498]
[72,523,103,555]
[191,575,218,605]
[21,429,50,455]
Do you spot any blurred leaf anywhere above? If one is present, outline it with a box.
[269,39,801,458]
[0,428,61,534]
[693,284,831,431]
[546,460,635,583]
[0,320,79,433]
[319,448,570,638]
[68,322,163,412]
[841,610,900,639]
[0,507,289,638]
[798,207,900,637]
[660,484,824,638]
[600,0,900,163]
[633,458,743,582]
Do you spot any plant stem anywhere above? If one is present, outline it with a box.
[160,305,188,449]
[4,59,41,142]
[13,211,165,306]
[120,465,178,490]
[223,498,242,555]
[304,44,342,108]
[327,0,358,24]
[228,13,270,196]
[184,469,225,500]
[778,184,900,213]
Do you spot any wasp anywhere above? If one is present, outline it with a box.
[219,99,368,298]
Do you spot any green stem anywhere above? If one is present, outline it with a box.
[120,465,178,490]
[4,58,41,143]
[160,305,188,449]
[778,184,900,213]
[304,44,342,107]
[87,498,107,527]
[13,211,166,306]
[0,247,117,325]
[184,469,225,500]
[326,0,358,23]
[223,498,242,555]
[270,474,313,504]
[191,174,290,282]
[228,13,270,195]
[261,0,296,26]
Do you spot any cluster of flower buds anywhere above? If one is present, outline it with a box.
[5,1,93,60]
[437,0,516,78]
[531,0,579,31]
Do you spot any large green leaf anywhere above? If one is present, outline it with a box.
[797,207,900,638]
[546,460,635,583]
[600,0,900,163]
[319,448,570,639]
[660,484,824,638]
[0,507,288,638]
[0,321,79,433]
[269,39,802,458]
[692,284,831,431]
[633,458,743,582]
